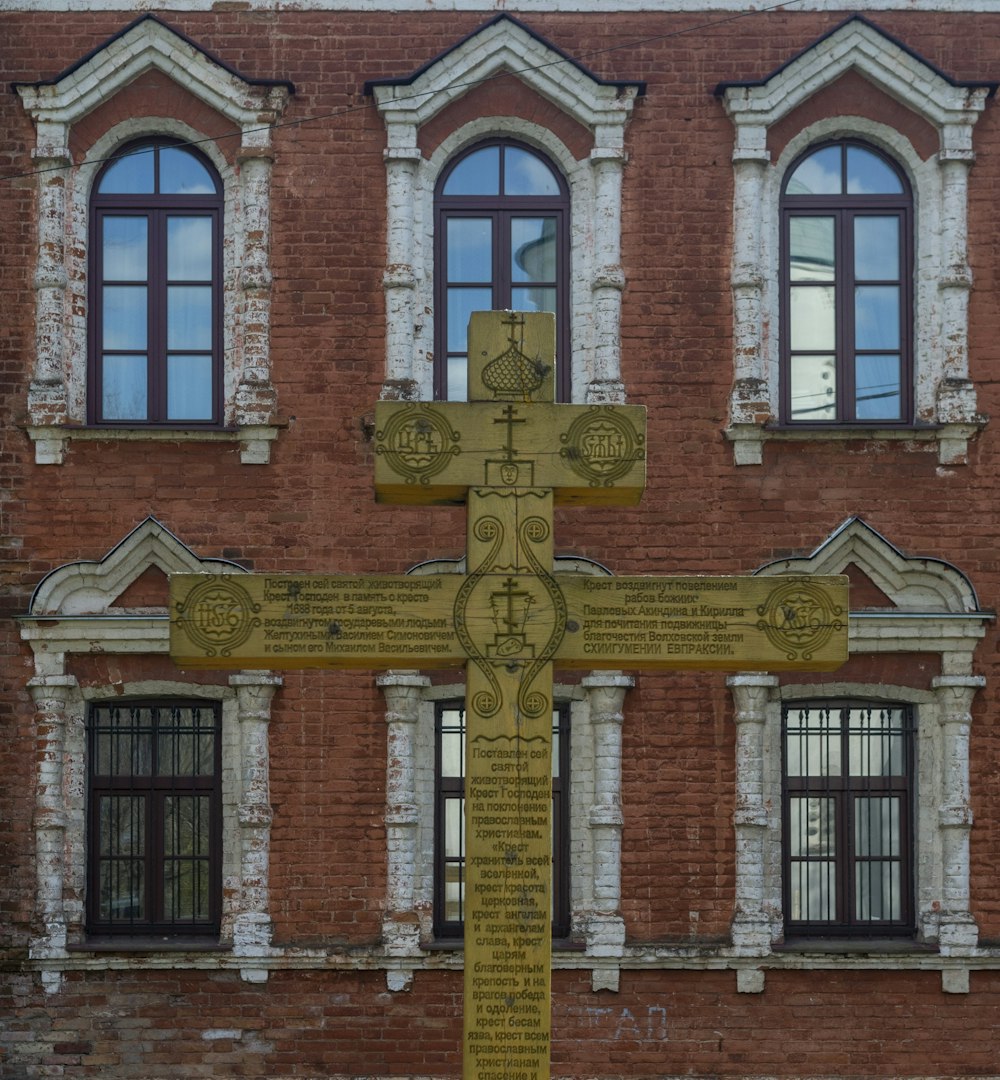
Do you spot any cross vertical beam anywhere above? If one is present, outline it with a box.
[461,487,557,1077]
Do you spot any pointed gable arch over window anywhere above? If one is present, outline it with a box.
[15,15,293,465]
[727,519,991,962]
[18,519,281,987]
[366,14,644,404]
[716,15,996,465]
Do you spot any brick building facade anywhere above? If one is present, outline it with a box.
[2,2,1000,1076]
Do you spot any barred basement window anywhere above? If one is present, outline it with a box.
[782,702,914,937]
[86,701,221,936]
[434,701,569,939]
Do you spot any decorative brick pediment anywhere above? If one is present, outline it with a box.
[717,15,994,156]
[755,517,980,615]
[365,13,642,140]
[29,517,243,618]
[16,14,290,145]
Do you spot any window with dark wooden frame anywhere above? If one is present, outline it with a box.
[434,139,570,402]
[434,701,570,939]
[89,139,223,426]
[782,702,915,937]
[780,141,912,425]
[86,701,222,937]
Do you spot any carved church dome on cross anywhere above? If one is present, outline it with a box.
[482,340,546,400]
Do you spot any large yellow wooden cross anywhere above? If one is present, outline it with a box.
[171,311,847,1079]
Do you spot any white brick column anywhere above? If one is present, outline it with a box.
[28,142,72,441]
[28,674,78,991]
[728,673,779,954]
[726,142,771,465]
[231,672,281,972]
[580,672,632,969]
[381,141,423,400]
[234,147,278,446]
[933,674,983,953]
[378,670,430,955]
[934,144,979,436]
[587,148,627,404]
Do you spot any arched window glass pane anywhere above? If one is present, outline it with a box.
[160,146,217,195]
[446,218,492,282]
[167,217,213,281]
[99,149,155,195]
[92,140,221,425]
[789,217,834,282]
[782,141,910,425]
[511,218,557,283]
[436,140,567,401]
[786,145,841,196]
[442,146,500,196]
[103,218,148,282]
[504,146,561,196]
[847,146,903,195]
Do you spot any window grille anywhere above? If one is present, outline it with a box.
[86,700,221,936]
[434,701,570,938]
[782,702,914,936]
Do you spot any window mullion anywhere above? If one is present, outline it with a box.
[149,209,166,423]
[838,209,854,423]
[497,210,509,310]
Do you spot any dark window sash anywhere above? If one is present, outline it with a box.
[779,141,913,426]
[86,701,222,937]
[781,702,915,937]
[433,701,570,940]
[88,141,224,427]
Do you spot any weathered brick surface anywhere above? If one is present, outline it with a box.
[3,6,1000,1077]
[2,968,1000,1077]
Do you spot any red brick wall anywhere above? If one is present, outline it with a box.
[3,7,1000,1077]
[3,968,1000,1077]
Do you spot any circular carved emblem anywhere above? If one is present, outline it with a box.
[559,407,645,487]
[756,579,844,661]
[175,577,261,657]
[375,405,460,485]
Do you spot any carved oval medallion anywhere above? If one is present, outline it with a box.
[375,404,461,485]
[756,579,845,661]
[559,406,645,487]
[175,578,261,657]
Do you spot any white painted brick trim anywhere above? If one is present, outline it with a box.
[18,522,281,991]
[719,18,991,464]
[15,18,290,463]
[371,16,639,403]
[731,520,990,953]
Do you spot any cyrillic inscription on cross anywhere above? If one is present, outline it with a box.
[170,311,848,1080]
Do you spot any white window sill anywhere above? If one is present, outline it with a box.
[724,420,985,466]
[26,423,280,465]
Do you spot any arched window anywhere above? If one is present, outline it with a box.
[90,139,223,425]
[434,139,569,401]
[781,141,912,424]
